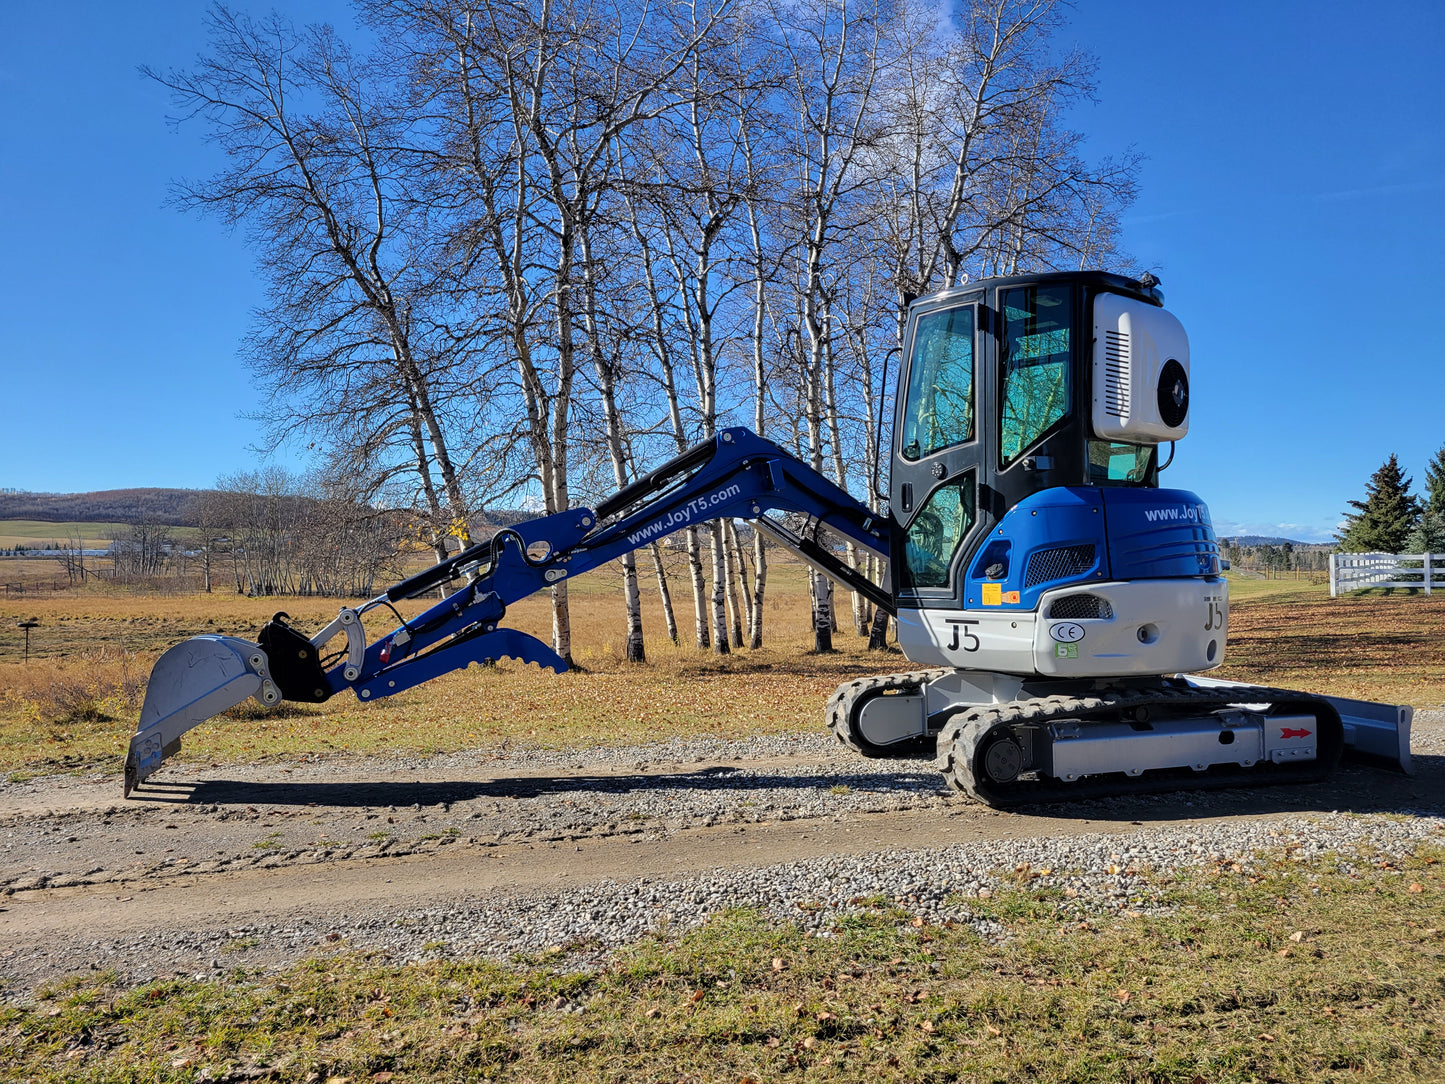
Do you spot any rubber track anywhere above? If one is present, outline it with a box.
[933,682,1345,808]
[825,668,954,758]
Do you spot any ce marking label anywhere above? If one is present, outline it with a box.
[1049,621,1086,643]
[944,619,981,652]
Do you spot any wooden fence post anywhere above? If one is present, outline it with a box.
[1329,552,1338,597]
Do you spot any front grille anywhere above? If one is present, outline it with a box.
[1024,544,1096,588]
[1049,594,1114,620]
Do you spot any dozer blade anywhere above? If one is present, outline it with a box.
[125,636,280,796]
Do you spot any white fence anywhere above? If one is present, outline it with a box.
[1329,552,1445,596]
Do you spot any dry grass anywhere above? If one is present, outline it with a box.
[2,566,1441,779]
[0,559,888,776]
[5,843,1444,1081]
[1214,585,1445,707]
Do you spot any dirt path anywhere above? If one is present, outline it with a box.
[3,718,1440,996]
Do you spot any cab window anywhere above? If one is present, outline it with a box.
[1087,440,1155,485]
[1000,286,1072,465]
[900,305,974,461]
[900,474,976,590]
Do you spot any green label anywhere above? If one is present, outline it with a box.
[1054,642,1079,659]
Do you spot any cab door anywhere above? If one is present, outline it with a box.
[889,290,990,609]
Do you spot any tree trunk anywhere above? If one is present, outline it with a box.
[580,225,645,663]
[727,520,752,647]
[649,541,678,644]
[708,524,730,655]
[686,526,710,649]
[749,532,767,650]
[867,606,890,651]
[722,520,744,648]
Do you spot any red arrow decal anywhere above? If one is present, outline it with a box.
[1279,727,1312,740]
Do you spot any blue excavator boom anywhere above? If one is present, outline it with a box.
[124,428,891,794]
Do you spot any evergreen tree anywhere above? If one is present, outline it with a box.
[1337,454,1420,553]
[1423,443,1445,516]
[1404,511,1445,554]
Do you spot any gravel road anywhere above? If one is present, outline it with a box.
[2,711,1440,997]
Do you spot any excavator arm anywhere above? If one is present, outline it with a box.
[124,428,893,793]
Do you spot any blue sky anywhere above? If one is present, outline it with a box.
[2,1,1442,542]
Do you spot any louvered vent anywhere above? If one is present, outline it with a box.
[1024,544,1096,588]
[1048,594,1114,620]
[1103,329,1130,417]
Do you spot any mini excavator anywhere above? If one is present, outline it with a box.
[126,270,1412,805]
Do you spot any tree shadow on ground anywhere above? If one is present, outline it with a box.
[129,762,947,808]
[127,754,1442,826]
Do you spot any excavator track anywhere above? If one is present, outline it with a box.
[934,681,1344,808]
[826,667,954,757]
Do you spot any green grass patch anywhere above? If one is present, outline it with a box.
[6,844,1444,1081]
[0,520,133,549]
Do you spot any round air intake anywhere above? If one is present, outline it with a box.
[1157,359,1189,428]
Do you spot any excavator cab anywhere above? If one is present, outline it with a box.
[889,271,1189,609]
[883,272,1220,683]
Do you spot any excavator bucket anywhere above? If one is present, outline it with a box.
[125,636,279,796]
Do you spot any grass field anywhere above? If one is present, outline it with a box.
[0,521,131,550]
[0,567,1441,779]
[5,842,1442,1082]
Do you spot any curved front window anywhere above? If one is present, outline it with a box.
[900,305,974,461]
[900,474,976,590]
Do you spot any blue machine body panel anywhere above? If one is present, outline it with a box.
[963,487,1106,612]
[961,486,1220,613]
[1099,487,1221,579]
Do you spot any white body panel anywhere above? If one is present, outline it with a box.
[1092,294,1190,443]
[896,578,1228,678]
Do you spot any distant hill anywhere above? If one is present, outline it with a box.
[0,488,204,525]
[0,487,536,533]
[1219,535,1332,549]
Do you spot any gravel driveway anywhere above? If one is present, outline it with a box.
[2,711,1440,997]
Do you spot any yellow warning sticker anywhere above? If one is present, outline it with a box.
[982,583,1002,606]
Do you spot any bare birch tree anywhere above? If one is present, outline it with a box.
[150,8,481,572]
